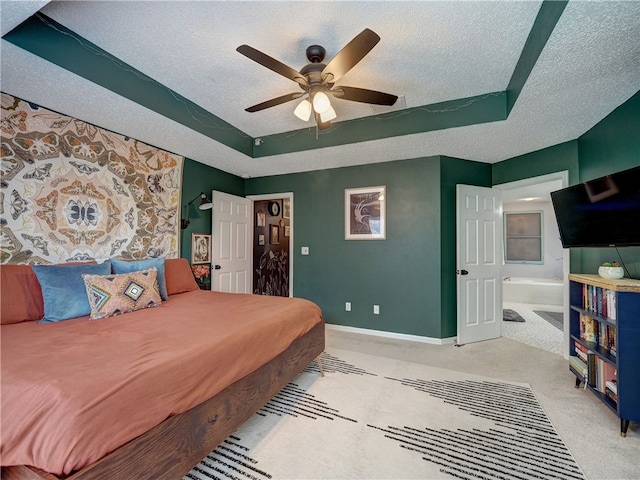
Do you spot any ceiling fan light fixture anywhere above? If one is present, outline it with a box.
[319,105,337,123]
[294,99,312,121]
[312,91,331,114]
[238,28,397,133]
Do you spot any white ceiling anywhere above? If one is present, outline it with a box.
[1,0,639,180]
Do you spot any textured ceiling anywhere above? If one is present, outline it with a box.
[1,1,639,179]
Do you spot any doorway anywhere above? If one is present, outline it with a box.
[247,193,293,297]
[494,171,570,357]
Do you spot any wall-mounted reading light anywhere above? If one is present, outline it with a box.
[181,192,213,229]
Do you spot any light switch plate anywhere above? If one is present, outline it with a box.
[301,246,309,255]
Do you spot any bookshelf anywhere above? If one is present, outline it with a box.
[568,274,640,436]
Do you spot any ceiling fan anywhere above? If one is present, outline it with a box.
[237,28,398,130]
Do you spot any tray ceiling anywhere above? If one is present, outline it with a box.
[1,1,639,178]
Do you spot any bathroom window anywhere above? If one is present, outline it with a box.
[504,212,543,264]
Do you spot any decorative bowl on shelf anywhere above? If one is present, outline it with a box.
[598,266,624,279]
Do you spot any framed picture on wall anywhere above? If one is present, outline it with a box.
[270,225,279,244]
[283,198,291,219]
[191,233,211,264]
[258,234,265,246]
[256,211,266,227]
[345,186,386,240]
[191,264,211,290]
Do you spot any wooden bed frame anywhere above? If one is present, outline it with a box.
[1,321,325,480]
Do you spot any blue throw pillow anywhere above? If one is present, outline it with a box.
[33,261,112,323]
[111,257,168,301]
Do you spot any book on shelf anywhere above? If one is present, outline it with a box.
[597,322,609,351]
[608,324,617,355]
[589,357,617,394]
[582,283,617,320]
[577,314,616,353]
[587,353,597,386]
[569,355,587,378]
[607,289,615,320]
[605,379,618,404]
[600,324,617,353]
[574,341,589,362]
[599,322,605,348]
[580,314,597,343]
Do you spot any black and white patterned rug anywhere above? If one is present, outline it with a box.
[184,349,585,480]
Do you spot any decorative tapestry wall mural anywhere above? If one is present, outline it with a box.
[1,93,184,264]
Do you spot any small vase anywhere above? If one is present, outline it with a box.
[598,266,624,279]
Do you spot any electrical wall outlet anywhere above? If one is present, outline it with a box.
[345,302,351,311]
[301,246,309,255]
[373,305,380,315]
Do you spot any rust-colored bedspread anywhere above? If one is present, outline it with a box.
[0,291,322,475]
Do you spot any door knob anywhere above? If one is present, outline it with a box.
[214,265,221,270]
[456,269,469,275]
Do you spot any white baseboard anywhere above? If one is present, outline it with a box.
[326,323,456,345]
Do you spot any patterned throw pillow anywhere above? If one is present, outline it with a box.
[111,257,169,301]
[82,267,162,320]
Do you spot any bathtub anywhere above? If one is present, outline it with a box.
[503,277,564,306]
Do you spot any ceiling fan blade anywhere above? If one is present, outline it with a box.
[332,86,398,106]
[237,45,308,87]
[322,29,380,84]
[245,92,304,112]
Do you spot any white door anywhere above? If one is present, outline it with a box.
[211,191,251,293]
[456,184,503,345]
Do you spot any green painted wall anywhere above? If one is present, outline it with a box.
[575,90,640,277]
[440,157,492,338]
[578,91,640,181]
[178,93,639,337]
[244,156,491,338]
[180,159,244,261]
[246,157,448,337]
[492,140,580,186]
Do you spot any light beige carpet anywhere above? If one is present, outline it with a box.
[185,348,585,480]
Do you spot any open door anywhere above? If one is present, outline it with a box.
[211,191,251,293]
[456,184,503,345]
[248,193,294,297]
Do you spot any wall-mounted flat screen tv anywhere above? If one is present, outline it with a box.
[550,166,640,248]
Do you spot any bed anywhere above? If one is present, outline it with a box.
[0,258,325,480]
